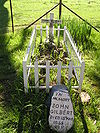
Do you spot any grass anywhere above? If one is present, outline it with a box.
[0,0,100,132]
[2,0,100,32]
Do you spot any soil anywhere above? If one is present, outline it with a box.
[31,41,70,86]
[32,41,69,66]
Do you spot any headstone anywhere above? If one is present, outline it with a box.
[41,13,62,43]
[48,85,74,133]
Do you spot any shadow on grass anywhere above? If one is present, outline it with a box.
[0,0,9,34]
[0,0,16,102]
[17,91,44,133]
[0,2,32,131]
[0,30,29,103]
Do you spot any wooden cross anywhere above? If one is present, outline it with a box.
[41,13,62,42]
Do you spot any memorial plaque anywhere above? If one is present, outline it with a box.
[48,85,74,133]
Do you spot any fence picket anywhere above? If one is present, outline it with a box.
[58,26,60,43]
[57,61,62,85]
[34,59,39,92]
[52,26,54,36]
[23,60,28,93]
[68,61,73,81]
[40,25,42,43]
[66,30,82,63]
[46,25,48,41]
[46,60,50,92]
[79,61,85,91]
[64,26,66,42]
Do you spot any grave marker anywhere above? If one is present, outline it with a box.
[41,13,62,42]
[48,85,74,133]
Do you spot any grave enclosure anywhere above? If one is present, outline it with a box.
[23,12,85,132]
[23,13,85,93]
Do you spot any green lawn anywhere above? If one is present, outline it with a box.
[0,0,100,132]
[1,0,100,32]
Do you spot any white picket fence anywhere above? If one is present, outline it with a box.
[23,26,85,93]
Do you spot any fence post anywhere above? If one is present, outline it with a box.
[46,25,48,41]
[34,59,39,93]
[57,61,62,85]
[64,26,66,42]
[23,60,28,93]
[34,25,37,41]
[68,60,73,81]
[40,25,42,43]
[79,61,85,91]
[46,60,50,93]
[58,26,60,45]
[52,26,54,36]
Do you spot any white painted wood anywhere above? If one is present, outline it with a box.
[36,28,64,31]
[46,14,48,24]
[52,26,54,36]
[46,60,50,93]
[30,27,37,64]
[50,12,54,20]
[25,28,35,61]
[79,61,85,91]
[68,61,73,81]
[58,26,60,43]
[40,25,42,43]
[65,30,82,63]
[29,85,79,89]
[34,25,37,43]
[41,13,62,42]
[30,85,52,89]
[23,60,28,93]
[41,19,62,24]
[64,41,69,56]
[73,67,79,83]
[57,61,62,85]
[34,59,39,92]
[49,13,54,42]
[27,64,80,69]
[78,62,80,78]
[41,19,50,23]
[64,26,66,42]
[46,25,48,41]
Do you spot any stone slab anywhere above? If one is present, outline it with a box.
[48,85,74,133]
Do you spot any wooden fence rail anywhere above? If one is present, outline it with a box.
[64,27,85,91]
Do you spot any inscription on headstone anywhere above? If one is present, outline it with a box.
[48,85,74,133]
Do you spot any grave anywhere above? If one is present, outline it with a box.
[23,12,85,132]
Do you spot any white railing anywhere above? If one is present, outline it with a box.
[26,60,75,93]
[23,27,36,92]
[64,26,85,91]
[23,25,85,93]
